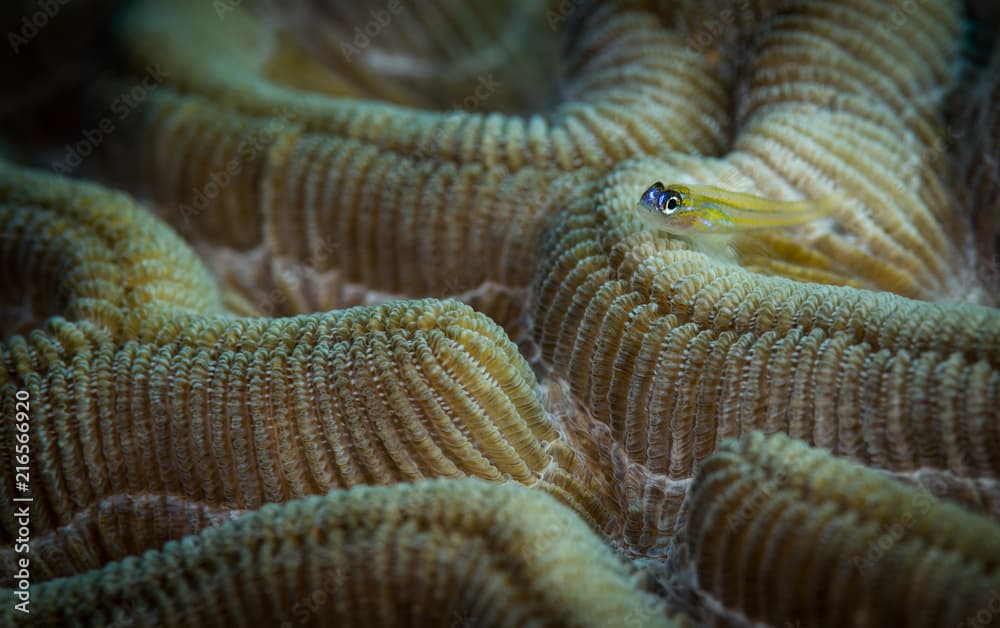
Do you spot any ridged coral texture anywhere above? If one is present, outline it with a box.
[0,166,224,337]
[0,479,682,628]
[1,0,999,625]
[0,493,243,586]
[1,296,556,536]
[682,432,1000,628]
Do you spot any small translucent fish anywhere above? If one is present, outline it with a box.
[636,181,838,235]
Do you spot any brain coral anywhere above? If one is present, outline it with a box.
[1,0,999,626]
[0,479,681,627]
[679,432,1000,627]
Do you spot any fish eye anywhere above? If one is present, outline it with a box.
[659,189,683,214]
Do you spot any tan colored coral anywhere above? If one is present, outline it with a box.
[533,184,1000,479]
[0,479,685,628]
[0,161,649,608]
[58,0,998,305]
[0,164,224,337]
[3,0,1000,625]
[0,493,242,586]
[111,0,728,166]
[98,85,573,319]
[248,0,563,112]
[539,379,693,558]
[679,432,1000,628]
[522,0,1000,555]
[0,161,630,566]
[891,467,1000,520]
[90,0,730,317]
[528,0,1000,500]
[1,295,556,536]
[21,0,996,548]
[666,0,968,300]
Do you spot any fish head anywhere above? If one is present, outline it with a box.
[637,182,700,231]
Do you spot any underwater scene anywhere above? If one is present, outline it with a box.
[0,0,999,626]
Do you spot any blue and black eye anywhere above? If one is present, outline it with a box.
[661,190,677,211]
[659,189,683,214]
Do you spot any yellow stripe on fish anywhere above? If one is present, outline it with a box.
[636,182,839,234]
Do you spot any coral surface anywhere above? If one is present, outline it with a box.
[679,432,1000,627]
[2,0,999,626]
[0,479,681,627]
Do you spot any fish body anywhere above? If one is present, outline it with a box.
[637,181,837,234]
